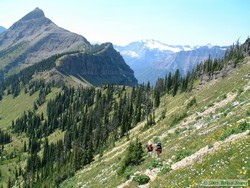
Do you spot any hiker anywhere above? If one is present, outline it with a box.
[146,142,154,157]
[155,142,162,158]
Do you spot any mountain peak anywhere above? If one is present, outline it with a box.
[20,7,45,21]
[0,26,6,33]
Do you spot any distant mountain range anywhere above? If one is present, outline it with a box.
[115,39,228,84]
[0,26,6,33]
[0,8,137,86]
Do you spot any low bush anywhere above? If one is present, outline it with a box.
[175,148,193,162]
[219,121,250,140]
[207,103,214,108]
[186,97,197,109]
[133,173,150,185]
[220,94,227,100]
[160,165,171,174]
[148,159,163,170]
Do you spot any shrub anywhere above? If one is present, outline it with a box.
[207,103,214,108]
[186,97,197,109]
[236,121,249,132]
[208,143,213,149]
[175,148,193,162]
[123,166,133,180]
[195,116,202,121]
[220,94,227,100]
[160,165,171,174]
[133,173,150,185]
[223,112,228,117]
[118,138,144,174]
[200,107,206,113]
[174,128,181,135]
[237,88,244,96]
[160,109,166,120]
[219,121,250,140]
[148,159,163,170]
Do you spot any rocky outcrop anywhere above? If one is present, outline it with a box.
[57,43,138,86]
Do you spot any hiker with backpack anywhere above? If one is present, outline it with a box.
[155,142,162,157]
[146,142,154,157]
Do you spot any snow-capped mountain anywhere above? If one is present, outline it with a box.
[140,39,196,52]
[115,39,228,84]
[0,26,6,33]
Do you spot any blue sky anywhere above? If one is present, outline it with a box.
[0,0,249,46]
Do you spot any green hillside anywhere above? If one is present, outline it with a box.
[0,88,61,187]
[60,57,250,188]
[0,40,249,188]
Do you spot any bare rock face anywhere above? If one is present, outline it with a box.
[57,43,138,86]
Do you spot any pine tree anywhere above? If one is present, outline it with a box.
[23,141,27,152]
[154,89,160,108]
[165,72,172,93]
[172,69,180,96]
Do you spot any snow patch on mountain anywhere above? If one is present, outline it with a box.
[122,50,139,58]
[141,39,183,52]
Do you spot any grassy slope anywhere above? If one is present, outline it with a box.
[0,91,39,130]
[0,87,61,187]
[0,42,27,68]
[61,58,250,187]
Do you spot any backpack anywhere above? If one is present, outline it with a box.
[156,142,162,149]
[147,144,153,152]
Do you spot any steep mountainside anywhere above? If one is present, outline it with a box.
[0,39,249,187]
[0,8,137,86]
[115,39,227,84]
[61,39,250,188]
[0,26,6,33]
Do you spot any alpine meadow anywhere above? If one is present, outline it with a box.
[0,3,249,188]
